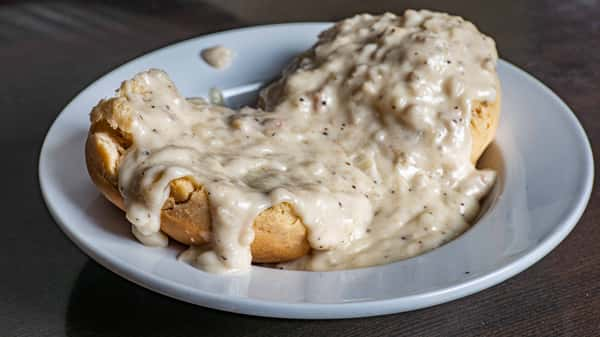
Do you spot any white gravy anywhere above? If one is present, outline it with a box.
[201,45,233,69]
[116,10,499,273]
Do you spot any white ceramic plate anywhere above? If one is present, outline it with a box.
[39,23,593,319]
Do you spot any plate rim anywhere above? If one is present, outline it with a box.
[38,23,594,319]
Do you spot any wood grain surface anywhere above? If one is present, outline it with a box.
[2,1,598,336]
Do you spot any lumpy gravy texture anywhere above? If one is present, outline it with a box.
[117,10,499,273]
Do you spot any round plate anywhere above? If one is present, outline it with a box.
[39,23,593,319]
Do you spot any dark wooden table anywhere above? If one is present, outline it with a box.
[2,0,598,336]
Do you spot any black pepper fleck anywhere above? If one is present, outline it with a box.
[352,185,356,189]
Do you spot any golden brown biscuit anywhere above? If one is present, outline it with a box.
[471,93,501,164]
[85,79,499,264]
[85,102,310,263]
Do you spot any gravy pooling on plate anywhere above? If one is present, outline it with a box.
[116,9,499,273]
